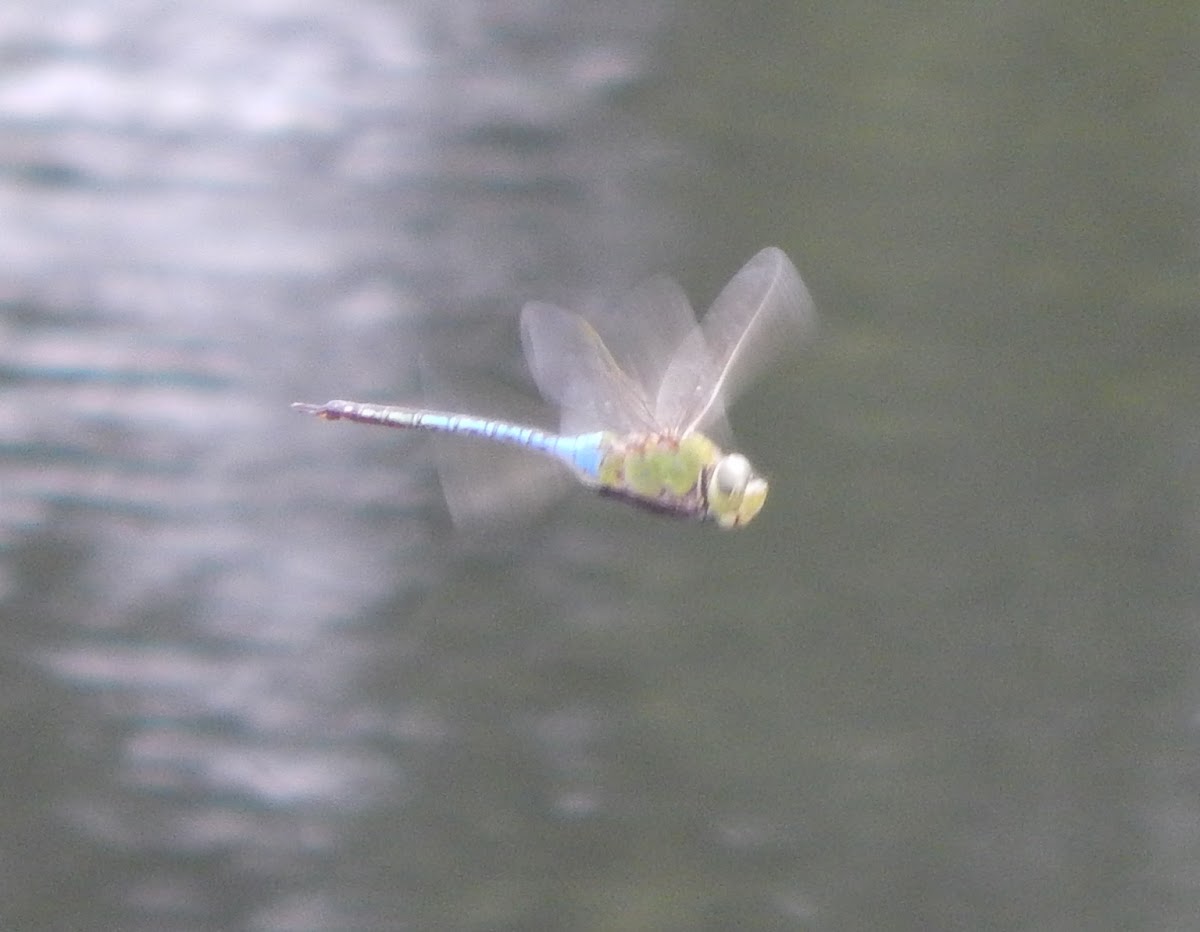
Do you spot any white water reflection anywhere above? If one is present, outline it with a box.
[1,0,669,927]
[9,2,1198,930]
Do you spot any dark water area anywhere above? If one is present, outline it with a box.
[2,2,1199,930]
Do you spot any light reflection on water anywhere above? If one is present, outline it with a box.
[4,1,1200,930]
[1,0,673,927]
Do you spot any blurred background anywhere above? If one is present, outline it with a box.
[2,1,1199,929]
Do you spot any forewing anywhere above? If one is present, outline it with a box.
[520,301,657,435]
[591,274,699,407]
[655,247,815,435]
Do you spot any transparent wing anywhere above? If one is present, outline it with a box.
[655,247,815,435]
[590,274,699,409]
[520,302,659,435]
[417,356,571,529]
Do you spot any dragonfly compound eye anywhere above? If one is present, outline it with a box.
[713,454,751,500]
[708,453,768,528]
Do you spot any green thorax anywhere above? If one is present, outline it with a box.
[594,432,720,519]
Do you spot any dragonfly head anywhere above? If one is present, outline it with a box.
[706,452,768,529]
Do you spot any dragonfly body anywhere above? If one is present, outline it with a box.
[291,400,762,526]
[294,246,813,529]
[292,400,609,482]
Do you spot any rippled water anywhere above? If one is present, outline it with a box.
[3,2,1200,930]
[1,2,676,928]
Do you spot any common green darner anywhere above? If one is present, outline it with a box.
[293,247,814,528]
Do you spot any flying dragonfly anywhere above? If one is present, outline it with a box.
[293,247,815,528]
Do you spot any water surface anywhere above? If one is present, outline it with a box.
[2,2,1198,930]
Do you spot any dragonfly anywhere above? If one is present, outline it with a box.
[293,246,815,529]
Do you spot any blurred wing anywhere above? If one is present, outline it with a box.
[590,274,699,408]
[520,302,657,435]
[655,247,815,435]
[431,435,571,531]
[417,356,570,529]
